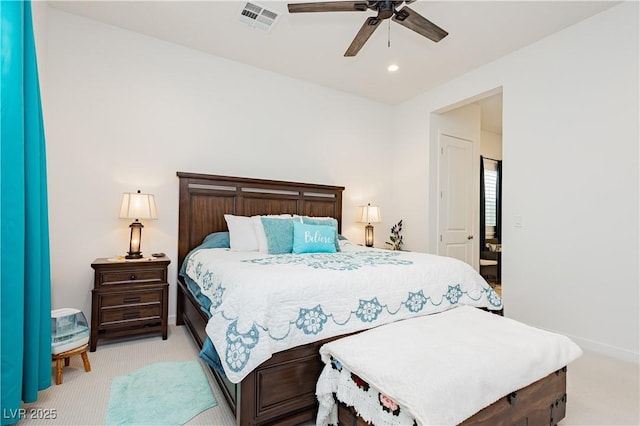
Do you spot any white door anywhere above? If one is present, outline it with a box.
[438,133,475,265]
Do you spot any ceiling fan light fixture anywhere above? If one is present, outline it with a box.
[288,0,448,56]
[387,64,399,72]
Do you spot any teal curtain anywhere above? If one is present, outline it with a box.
[1,1,52,424]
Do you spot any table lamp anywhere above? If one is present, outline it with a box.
[357,203,381,247]
[119,190,157,259]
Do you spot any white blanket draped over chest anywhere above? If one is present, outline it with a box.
[316,306,583,426]
[185,242,502,383]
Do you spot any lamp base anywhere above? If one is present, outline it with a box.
[126,221,144,260]
[365,224,374,247]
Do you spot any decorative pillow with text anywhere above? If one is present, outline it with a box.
[292,222,337,254]
[300,216,341,252]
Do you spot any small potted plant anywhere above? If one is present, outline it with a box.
[385,220,404,251]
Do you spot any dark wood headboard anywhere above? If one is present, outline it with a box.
[176,172,345,267]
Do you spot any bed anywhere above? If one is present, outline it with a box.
[174,172,558,426]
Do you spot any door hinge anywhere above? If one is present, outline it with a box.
[440,235,443,242]
[441,147,444,155]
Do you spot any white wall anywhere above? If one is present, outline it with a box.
[42,9,395,323]
[480,130,502,160]
[392,2,639,361]
[31,2,48,79]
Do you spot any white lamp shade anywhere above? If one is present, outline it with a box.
[119,192,158,220]
[358,204,381,224]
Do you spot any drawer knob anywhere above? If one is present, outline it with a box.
[129,274,136,280]
[123,296,141,303]
[123,312,140,320]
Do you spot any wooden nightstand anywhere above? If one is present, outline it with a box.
[90,256,170,351]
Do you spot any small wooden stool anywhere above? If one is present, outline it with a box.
[52,343,91,385]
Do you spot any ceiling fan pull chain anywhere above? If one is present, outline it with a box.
[388,19,391,48]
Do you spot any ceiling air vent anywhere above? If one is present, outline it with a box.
[239,2,280,32]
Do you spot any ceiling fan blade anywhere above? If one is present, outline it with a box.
[288,1,369,13]
[392,6,448,42]
[344,16,382,57]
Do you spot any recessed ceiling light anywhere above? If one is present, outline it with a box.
[387,64,399,72]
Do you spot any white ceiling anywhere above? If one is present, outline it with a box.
[48,1,617,106]
[48,0,617,134]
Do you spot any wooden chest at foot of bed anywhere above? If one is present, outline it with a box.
[460,367,567,426]
[337,367,568,426]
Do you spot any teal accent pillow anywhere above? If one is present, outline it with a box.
[301,216,340,252]
[292,222,337,254]
[202,232,230,249]
[261,217,295,254]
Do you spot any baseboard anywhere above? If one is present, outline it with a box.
[566,333,639,364]
[168,314,177,326]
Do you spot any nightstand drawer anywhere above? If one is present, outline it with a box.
[101,290,163,308]
[101,304,161,325]
[99,268,165,285]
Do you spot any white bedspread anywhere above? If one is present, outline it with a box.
[316,306,583,426]
[185,241,502,383]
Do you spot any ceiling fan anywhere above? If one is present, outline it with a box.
[287,0,448,57]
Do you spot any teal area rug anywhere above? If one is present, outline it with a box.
[106,361,217,425]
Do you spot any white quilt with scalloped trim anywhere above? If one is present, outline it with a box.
[185,241,502,383]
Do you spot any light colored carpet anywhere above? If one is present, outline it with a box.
[18,324,639,425]
[106,360,216,425]
[19,324,235,425]
[565,350,639,425]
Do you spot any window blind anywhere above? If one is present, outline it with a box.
[484,160,498,228]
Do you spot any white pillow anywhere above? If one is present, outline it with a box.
[224,214,259,251]
[252,214,293,253]
[252,216,268,253]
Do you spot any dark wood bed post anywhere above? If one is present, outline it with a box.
[176,177,190,326]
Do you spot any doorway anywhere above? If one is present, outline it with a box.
[477,93,503,295]
[429,89,503,293]
[479,156,502,294]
